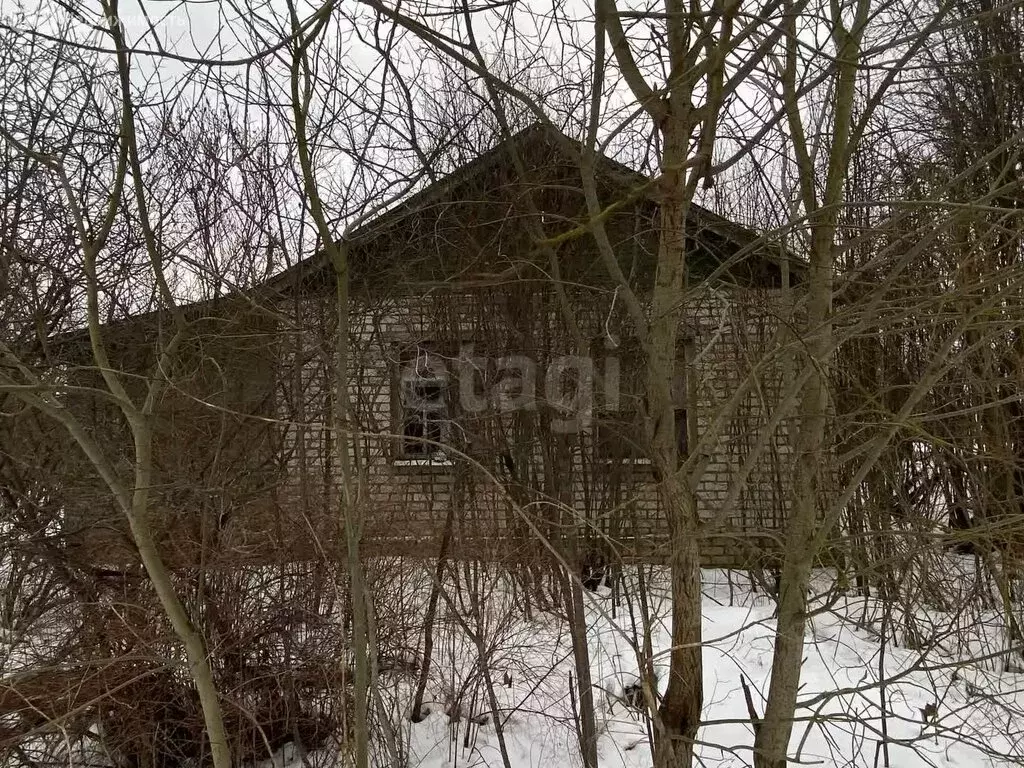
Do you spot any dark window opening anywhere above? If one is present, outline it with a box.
[595,409,646,462]
[674,407,689,457]
[594,408,688,462]
[400,414,443,456]
[395,346,450,460]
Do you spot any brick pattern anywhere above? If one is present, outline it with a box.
[269,283,794,566]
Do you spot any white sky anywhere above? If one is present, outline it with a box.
[0,0,918,285]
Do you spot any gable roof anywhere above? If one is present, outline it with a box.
[52,124,800,348]
[267,123,801,293]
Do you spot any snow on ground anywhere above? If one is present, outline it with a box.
[6,560,1023,768]
[276,566,1024,768]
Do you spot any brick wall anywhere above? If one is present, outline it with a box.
[267,281,794,568]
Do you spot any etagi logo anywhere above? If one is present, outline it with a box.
[401,345,625,434]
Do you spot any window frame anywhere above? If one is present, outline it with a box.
[391,343,454,465]
[591,337,691,465]
[593,407,688,464]
[593,407,651,464]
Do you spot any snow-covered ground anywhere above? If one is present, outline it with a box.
[5,562,1024,768]
[276,566,1024,768]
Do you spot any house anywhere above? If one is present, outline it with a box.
[50,125,800,570]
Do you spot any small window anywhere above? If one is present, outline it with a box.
[594,408,688,463]
[674,407,688,457]
[595,409,646,463]
[592,335,690,464]
[396,346,450,460]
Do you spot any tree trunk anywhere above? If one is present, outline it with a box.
[752,228,830,768]
[128,423,233,768]
[411,501,456,722]
[753,0,867,762]
[566,557,600,768]
[648,130,703,768]
[655,517,703,768]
